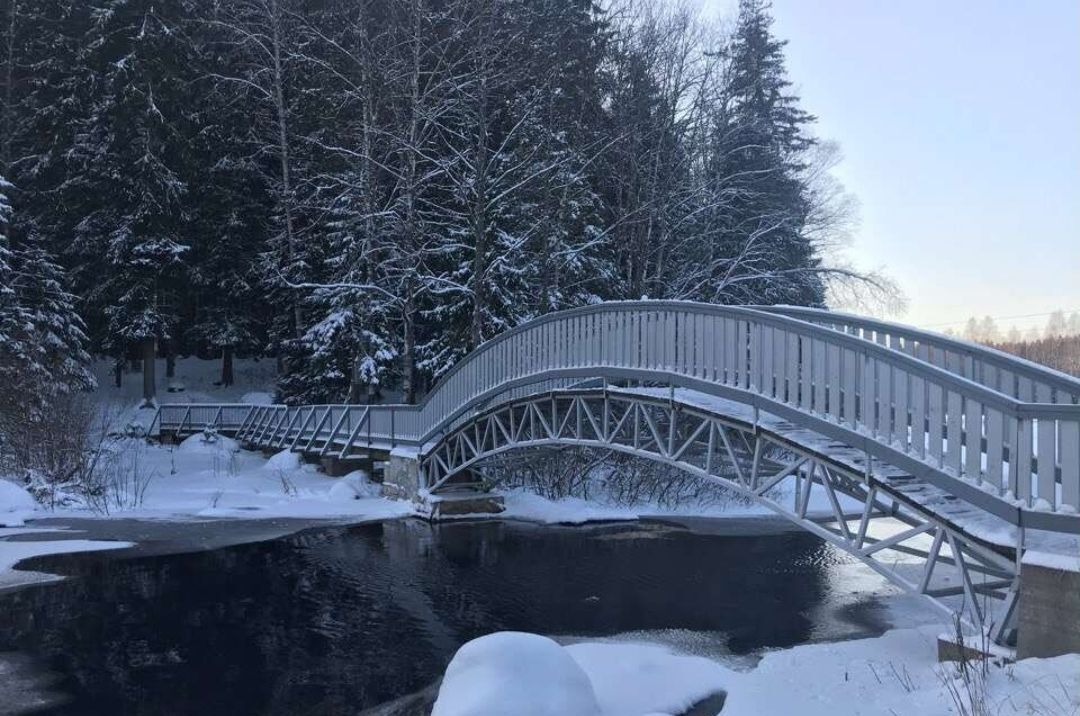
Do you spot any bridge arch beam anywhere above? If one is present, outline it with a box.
[421,388,1022,643]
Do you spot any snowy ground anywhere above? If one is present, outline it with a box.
[92,355,279,409]
[435,628,1080,716]
[493,483,864,525]
[0,433,411,589]
[2,434,410,524]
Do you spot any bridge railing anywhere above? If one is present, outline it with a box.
[757,305,1080,405]
[416,302,1080,518]
[157,404,255,436]
[154,301,1080,523]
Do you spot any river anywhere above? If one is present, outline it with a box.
[0,517,932,714]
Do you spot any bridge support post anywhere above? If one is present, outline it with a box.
[1017,553,1080,659]
[383,450,505,519]
[381,451,420,500]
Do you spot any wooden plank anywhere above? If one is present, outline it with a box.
[1036,416,1057,509]
[946,391,963,474]
[737,320,748,388]
[842,348,857,426]
[1015,419,1033,504]
[787,332,799,404]
[827,343,841,423]
[725,318,738,385]
[761,325,774,397]
[1061,420,1080,510]
[1035,383,1055,508]
[1018,375,1035,403]
[964,399,983,483]
[910,377,926,459]
[877,362,892,440]
[894,369,909,450]
[986,409,1004,493]
[799,337,812,411]
[812,338,826,416]
[702,314,715,380]
[862,352,876,434]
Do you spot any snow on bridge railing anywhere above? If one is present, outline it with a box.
[757,305,1080,405]
[153,301,1080,530]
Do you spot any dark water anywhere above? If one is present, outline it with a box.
[0,519,903,715]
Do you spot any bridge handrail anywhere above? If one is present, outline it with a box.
[755,305,1080,404]
[407,301,1080,430]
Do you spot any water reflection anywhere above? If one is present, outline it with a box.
[0,519,893,715]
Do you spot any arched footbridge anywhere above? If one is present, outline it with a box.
[153,302,1080,648]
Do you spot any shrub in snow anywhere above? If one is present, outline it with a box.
[432,632,600,716]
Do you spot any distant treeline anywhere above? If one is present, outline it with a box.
[990,335,1080,379]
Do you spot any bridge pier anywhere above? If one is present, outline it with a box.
[381,451,421,501]
[1017,554,1080,659]
[381,450,504,519]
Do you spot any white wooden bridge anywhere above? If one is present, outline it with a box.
[152,301,1080,651]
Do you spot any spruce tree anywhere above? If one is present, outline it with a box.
[704,0,824,306]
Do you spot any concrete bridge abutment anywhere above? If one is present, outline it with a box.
[1017,554,1080,659]
[381,452,504,519]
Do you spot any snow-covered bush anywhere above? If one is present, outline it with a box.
[480,446,751,510]
[0,392,96,503]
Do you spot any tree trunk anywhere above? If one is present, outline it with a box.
[269,0,303,339]
[221,345,234,387]
[141,337,156,406]
[2,0,15,166]
[114,359,123,388]
[165,339,176,379]
[402,291,417,403]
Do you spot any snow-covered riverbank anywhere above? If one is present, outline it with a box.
[1,432,862,592]
[434,628,1080,716]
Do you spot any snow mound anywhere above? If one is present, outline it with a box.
[432,632,600,716]
[262,450,302,472]
[327,471,381,501]
[177,434,240,454]
[498,489,639,524]
[0,480,37,527]
[566,642,727,716]
[240,391,274,405]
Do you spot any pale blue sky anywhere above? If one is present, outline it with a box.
[699,0,1080,332]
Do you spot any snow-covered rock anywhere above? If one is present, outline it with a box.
[262,449,302,472]
[327,471,381,501]
[432,632,601,716]
[0,479,37,527]
[177,433,240,454]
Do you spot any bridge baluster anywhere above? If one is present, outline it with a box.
[1062,420,1080,511]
